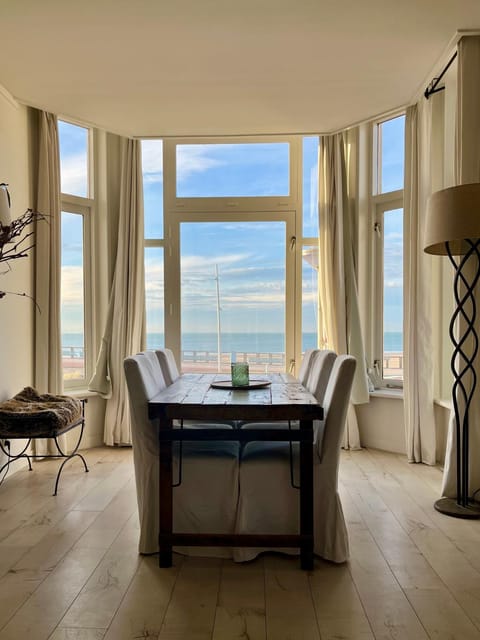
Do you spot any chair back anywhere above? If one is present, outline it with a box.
[317,355,356,462]
[297,348,318,386]
[155,348,180,386]
[306,350,336,403]
[124,351,172,554]
[124,351,167,453]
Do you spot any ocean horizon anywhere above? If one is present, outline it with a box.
[62,331,403,355]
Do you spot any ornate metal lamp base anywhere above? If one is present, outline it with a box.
[434,497,480,519]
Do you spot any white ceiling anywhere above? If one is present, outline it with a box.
[1,0,479,138]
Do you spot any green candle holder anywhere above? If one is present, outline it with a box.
[231,362,249,387]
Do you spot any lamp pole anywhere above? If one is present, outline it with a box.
[438,238,480,517]
[424,183,480,518]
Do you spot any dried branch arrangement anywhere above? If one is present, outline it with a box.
[0,209,46,304]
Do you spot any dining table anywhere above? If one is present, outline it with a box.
[148,372,324,570]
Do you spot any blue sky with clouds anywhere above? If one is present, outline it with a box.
[380,116,405,333]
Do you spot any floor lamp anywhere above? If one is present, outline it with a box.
[424,183,480,518]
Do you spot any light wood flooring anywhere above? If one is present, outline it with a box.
[0,446,479,639]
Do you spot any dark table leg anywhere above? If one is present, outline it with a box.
[299,419,314,570]
[159,417,173,568]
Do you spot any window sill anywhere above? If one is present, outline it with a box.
[63,389,99,400]
[434,398,452,410]
[369,388,403,400]
[368,392,452,407]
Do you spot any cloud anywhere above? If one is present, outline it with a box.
[384,279,402,288]
[221,292,285,307]
[181,253,250,271]
[60,266,84,332]
[145,259,164,305]
[182,280,286,309]
[141,140,164,184]
[177,146,224,182]
[60,153,88,196]
[145,280,164,303]
[61,266,84,304]
[302,291,317,303]
[142,142,227,186]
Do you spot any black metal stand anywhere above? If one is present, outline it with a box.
[0,400,89,496]
[435,240,480,519]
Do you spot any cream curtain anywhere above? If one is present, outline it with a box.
[89,138,145,445]
[403,104,436,464]
[318,130,369,450]
[442,35,480,498]
[33,111,64,455]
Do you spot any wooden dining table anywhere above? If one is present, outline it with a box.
[148,372,324,570]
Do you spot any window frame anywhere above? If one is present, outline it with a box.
[144,135,310,375]
[163,136,299,213]
[373,193,403,388]
[59,119,95,391]
[371,113,405,389]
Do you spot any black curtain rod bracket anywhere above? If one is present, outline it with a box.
[424,51,458,100]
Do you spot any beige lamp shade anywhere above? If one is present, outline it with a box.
[424,183,480,256]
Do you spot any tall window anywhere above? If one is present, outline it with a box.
[142,139,165,349]
[58,120,93,388]
[302,136,319,352]
[373,115,405,385]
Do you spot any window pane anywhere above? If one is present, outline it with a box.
[145,247,164,349]
[180,221,286,373]
[61,211,85,381]
[142,140,164,238]
[58,121,89,197]
[383,208,403,379]
[302,137,319,237]
[302,246,318,352]
[379,116,405,193]
[176,143,290,198]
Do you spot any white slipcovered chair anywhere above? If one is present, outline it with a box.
[155,347,180,386]
[305,349,337,399]
[239,349,336,432]
[235,354,356,563]
[297,347,318,386]
[155,347,236,429]
[124,351,239,557]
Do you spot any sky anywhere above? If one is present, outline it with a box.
[379,116,405,333]
[58,121,88,336]
[59,117,404,352]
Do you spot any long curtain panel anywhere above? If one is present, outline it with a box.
[317,130,369,450]
[442,35,480,498]
[89,138,145,445]
[403,104,436,464]
[33,111,65,455]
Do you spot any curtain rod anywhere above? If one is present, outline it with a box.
[424,51,458,99]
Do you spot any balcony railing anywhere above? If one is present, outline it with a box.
[62,346,404,380]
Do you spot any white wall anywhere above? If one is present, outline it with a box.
[356,395,450,464]
[0,88,33,398]
[356,395,406,455]
[0,86,34,473]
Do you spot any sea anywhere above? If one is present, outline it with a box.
[62,331,403,356]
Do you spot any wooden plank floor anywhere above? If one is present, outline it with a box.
[0,446,479,639]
